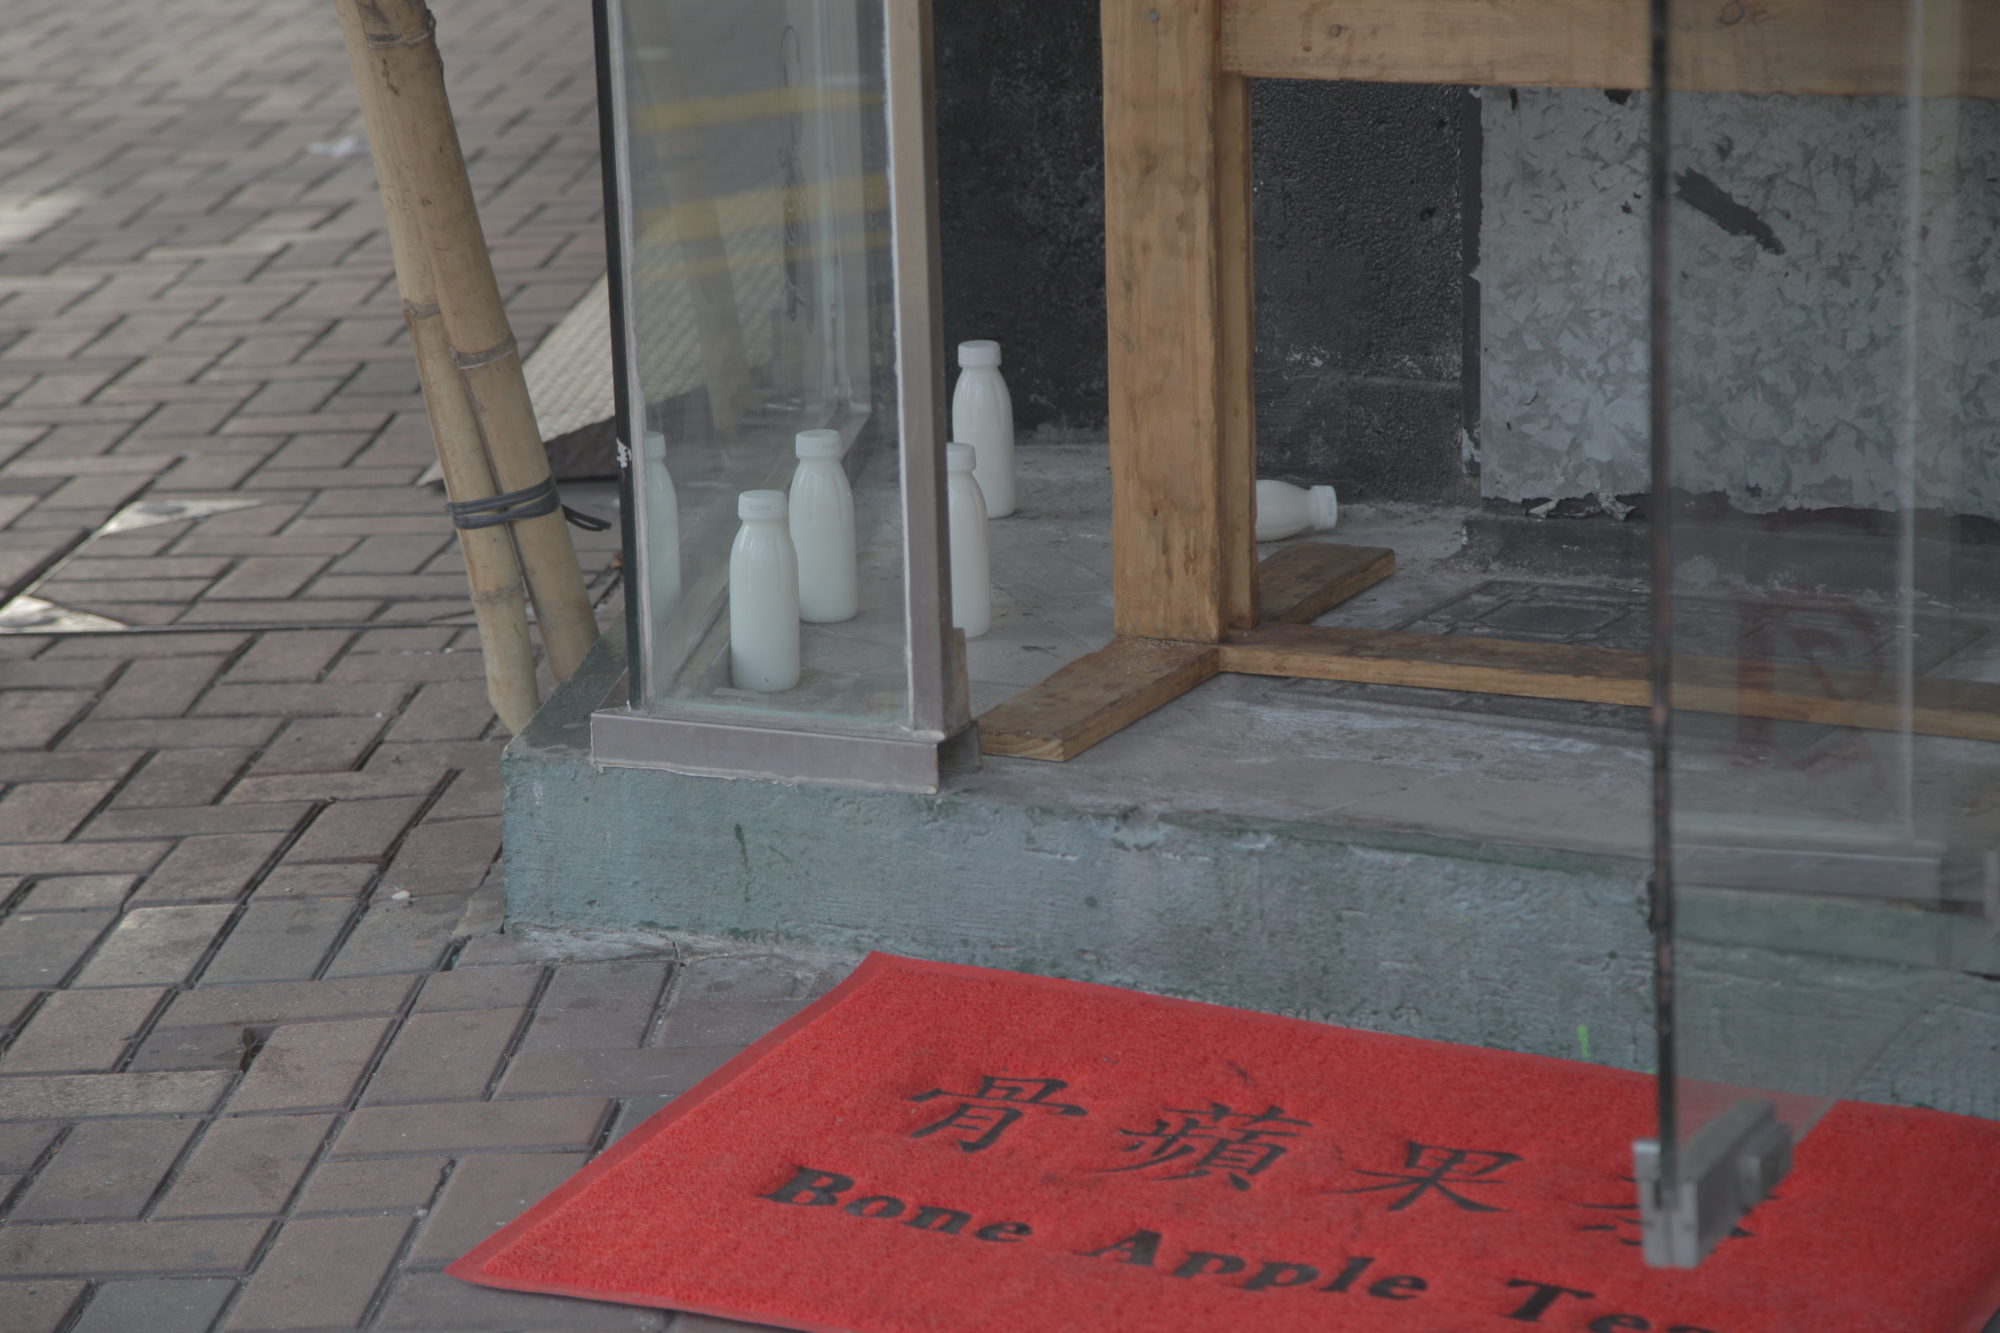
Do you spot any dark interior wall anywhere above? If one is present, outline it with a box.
[933,3,1474,504]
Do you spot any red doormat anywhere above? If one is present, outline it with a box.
[452,954,2000,1332]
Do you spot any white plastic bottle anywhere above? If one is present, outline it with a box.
[945,442,991,639]
[640,431,682,624]
[787,429,857,624]
[728,490,800,692]
[1254,479,1339,542]
[951,340,1015,518]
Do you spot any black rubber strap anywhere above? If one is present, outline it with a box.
[445,478,560,530]
[444,478,613,533]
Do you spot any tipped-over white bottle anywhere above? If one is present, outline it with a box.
[1255,479,1339,542]
[787,429,857,624]
[640,431,682,625]
[945,442,991,639]
[728,490,800,692]
[951,340,1015,518]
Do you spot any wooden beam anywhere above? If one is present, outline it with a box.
[1104,0,1254,643]
[1219,625,2000,742]
[1219,0,1997,99]
[978,638,1222,761]
[1259,542,1396,625]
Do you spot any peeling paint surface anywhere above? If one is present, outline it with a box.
[1483,88,2000,517]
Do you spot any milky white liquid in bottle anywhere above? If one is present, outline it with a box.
[1254,479,1339,542]
[787,429,858,624]
[640,431,682,626]
[728,490,800,692]
[951,340,1015,518]
[945,442,991,638]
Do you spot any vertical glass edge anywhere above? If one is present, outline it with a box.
[594,0,646,710]
[885,0,964,739]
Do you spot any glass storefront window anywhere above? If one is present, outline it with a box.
[590,0,965,790]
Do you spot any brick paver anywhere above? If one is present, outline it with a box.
[0,1,790,1329]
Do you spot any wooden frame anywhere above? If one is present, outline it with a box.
[977,0,1998,762]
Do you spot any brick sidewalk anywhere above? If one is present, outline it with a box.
[0,2,801,1328]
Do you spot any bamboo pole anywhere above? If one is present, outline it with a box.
[343,0,600,683]
[333,0,541,734]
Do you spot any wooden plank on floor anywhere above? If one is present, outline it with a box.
[1219,0,1997,99]
[1259,542,1396,626]
[1219,625,2000,742]
[977,637,1223,762]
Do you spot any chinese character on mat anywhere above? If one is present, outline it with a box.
[1339,1142,1522,1213]
[1102,1102,1311,1191]
[908,1076,1086,1153]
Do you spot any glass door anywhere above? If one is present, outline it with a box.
[1642,0,2000,1269]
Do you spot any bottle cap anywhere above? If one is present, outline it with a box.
[1310,484,1339,530]
[957,339,1001,368]
[945,442,978,472]
[642,430,667,457]
[794,429,843,459]
[738,489,787,521]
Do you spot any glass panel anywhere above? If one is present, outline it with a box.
[1651,0,2000,1264]
[617,0,911,732]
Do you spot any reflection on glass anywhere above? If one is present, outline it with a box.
[618,0,909,729]
[1652,0,1999,1266]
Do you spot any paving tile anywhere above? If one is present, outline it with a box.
[80,801,313,841]
[204,555,332,601]
[376,1272,668,1330]
[364,1006,524,1106]
[0,1280,86,1332]
[0,989,37,1034]
[14,875,136,911]
[284,794,426,864]
[654,999,806,1050]
[8,1117,199,1221]
[61,715,278,751]
[196,680,409,718]
[0,986,164,1072]
[112,746,255,808]
[293,1155,446,1216]
[224,1214,411,1331]
[128,1024,253,1073]
[407,1150,587,1265]
[381,679,493,742]
[159,975,416,1029]
[0,841,172,878]
[0,1071,234,1122]
[331,1097,612,1159]
[230,770,441,804]
[71,904,235,987]
[520,960,672,1054]
[224,629,353,683]
[496,1047,736,1101]
[88,654,228,719]
[199,898,353,984]
[0,910,116,988]
[229,1018,393,1114]
[253,863,375,900]
[155,1112,334,1218]
[247,716,385,776]
[0,691,91,748]
[414,963,541,1013]
[0,779,115,843]
[0,1218,269,1277]
[0,1123,62,1172]
[380,815,500,899]
[69,1278,236,1333]
[321,897,460,978]
[128,830,289,905]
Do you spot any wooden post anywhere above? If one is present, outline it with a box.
[1102,0,1257,644]
[344,0,600,683]
[333,0,540,734]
